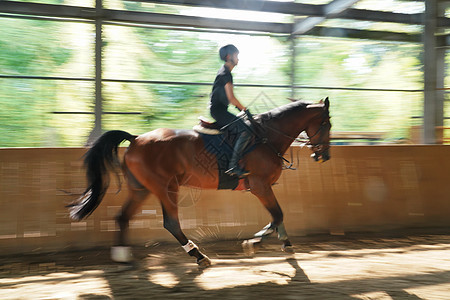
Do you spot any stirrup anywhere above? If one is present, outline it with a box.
[225,166,250,178]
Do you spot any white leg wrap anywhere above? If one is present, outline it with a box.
[254,223,275,238]
[111,246,133,263]
[182,240,197,253]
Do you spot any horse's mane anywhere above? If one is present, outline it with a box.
[255,101,312,122]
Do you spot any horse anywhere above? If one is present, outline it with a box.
[68,97,331,268]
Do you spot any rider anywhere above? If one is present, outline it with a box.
[209,44,251,178]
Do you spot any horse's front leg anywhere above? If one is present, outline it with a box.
[276,222,294,253]
[244,179,294,255]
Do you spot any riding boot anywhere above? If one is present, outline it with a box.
[226,131,251,177]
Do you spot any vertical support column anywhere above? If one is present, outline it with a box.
[436,47,445,143]
[290,36,297,100]
[87,0,103,145]
[423,0,442,144]
[435,1,447,143]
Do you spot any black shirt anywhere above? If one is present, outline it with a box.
[210,65,233,109]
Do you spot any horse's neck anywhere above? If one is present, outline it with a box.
[265,108,318,155]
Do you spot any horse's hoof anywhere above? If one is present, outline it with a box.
[111,246,133,263]
[197,256,212,269]
[242,240,253,257]
[242,239,258,257]
[282,244,295,254]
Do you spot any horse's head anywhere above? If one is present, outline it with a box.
[305,97,331,163]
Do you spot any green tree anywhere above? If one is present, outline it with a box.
[0,18,72,147]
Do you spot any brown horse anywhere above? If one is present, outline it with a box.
[68,98,331,268]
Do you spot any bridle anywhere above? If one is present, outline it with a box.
[304,112,330,151]
[263,111,329,146]
[254,111,330,169]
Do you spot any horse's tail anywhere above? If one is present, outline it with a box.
[68,130,136,221]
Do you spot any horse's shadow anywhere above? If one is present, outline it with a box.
[77,248,322,299]
[76,240,444,300]
[74,244,309,299]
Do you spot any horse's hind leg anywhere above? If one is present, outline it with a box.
[157,181,211,269]
[116,188,150,246]
[112,171,150,262]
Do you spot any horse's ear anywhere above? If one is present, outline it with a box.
[318,98,324,104]
[324,97,329,109]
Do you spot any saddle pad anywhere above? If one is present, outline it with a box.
[198,132,255,190]
[199,133,239,190]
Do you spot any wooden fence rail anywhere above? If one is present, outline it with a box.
[1,146,449,254]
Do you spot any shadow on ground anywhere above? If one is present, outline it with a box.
[1,232,450,299]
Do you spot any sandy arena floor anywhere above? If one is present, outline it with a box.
[1,232,450,299]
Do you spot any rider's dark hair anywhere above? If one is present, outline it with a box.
[219,44,239,62]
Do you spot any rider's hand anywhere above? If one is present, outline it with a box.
[244,108,253,119]
[236,109,246,117]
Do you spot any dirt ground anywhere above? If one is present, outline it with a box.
[1,231,450,300]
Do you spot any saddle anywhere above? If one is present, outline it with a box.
[193,110,260,135]
[193,117,222,135]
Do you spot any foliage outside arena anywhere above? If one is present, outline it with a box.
[0,0,430,147]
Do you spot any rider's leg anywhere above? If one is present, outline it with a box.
[211,108,252,178]
[226,129,251,177]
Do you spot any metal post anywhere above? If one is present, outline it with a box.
[290,36,297,100]
[423,0,438,144]
[435,2,446,144]
[87,0,103,145]
[435,49,445,143]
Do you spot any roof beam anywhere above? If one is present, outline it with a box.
[0,1,292,33]
[104,9,292,33]
[142,0,429,26]
[324,0,360,15]
[4,0,450,28]
[133,0,323,16]
[293,0,360,35]
[338,8,423,24]
[293,17,325,35]
[306,26,420,43]
[0,1,426,42]
[0,1,96,19]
